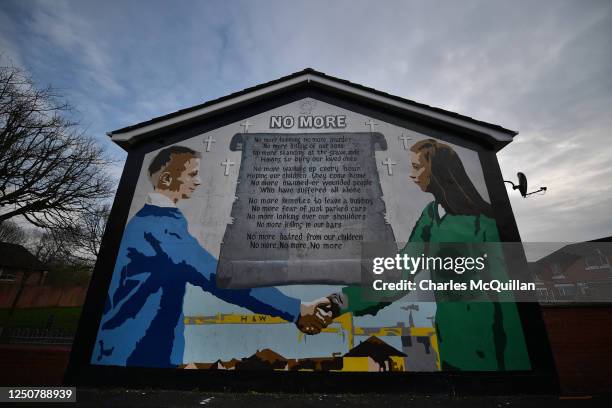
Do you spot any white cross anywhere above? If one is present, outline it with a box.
[382,158,396,176]
[399,134,412,150]
[365,119,378,132]
[220,159,235,176]
[240,120,253,133]
[203,135,216,152]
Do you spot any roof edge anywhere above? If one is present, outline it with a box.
[109,68,518,149]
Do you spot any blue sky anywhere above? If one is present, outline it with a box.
[1,0,612,245]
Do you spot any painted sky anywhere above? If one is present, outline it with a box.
[1,0,611,246]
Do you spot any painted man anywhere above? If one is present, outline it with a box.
[92,146,330,368]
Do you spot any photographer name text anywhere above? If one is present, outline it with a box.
[372,279,535,292]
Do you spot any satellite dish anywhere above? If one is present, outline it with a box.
[517,172,528,198]
[504,172,547,198]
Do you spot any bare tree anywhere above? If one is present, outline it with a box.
[29,228,74,266]
[0,63,113,230]
[0,219,26,245]
[24,203,110,270]
[68,203,111,263]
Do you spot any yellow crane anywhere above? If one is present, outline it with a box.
[185,312,436,350]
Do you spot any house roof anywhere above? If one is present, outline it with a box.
[108,68,518,150]
[534,236,612,266]
[247,348,287,363]
[344,336,407,358]
[0,242,45,271]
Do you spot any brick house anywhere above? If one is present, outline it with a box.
[530,237,612,303]
[0,242,47,308]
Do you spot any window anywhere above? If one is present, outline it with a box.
[0,267,17,282]
[584,249,610,270]
[556,284,577,298]
[551,263,565,279]
[537,287,554,302]
[578,282,592,296]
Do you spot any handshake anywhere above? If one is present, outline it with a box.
[296,293,345,335]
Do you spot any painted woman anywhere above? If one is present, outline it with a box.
[329,139,531,371]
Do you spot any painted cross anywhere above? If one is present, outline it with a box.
[399,134,412,150]
[203,135,216,152]
[382,158,396,176]
[221,159,235,176]
[365,119,378,132]
[240,120,253,133]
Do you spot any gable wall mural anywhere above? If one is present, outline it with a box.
[90,98,530,372]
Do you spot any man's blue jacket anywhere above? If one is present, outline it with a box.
[92,203,300,368]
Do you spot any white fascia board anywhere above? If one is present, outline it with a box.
[111,73,515,145]
[310,76,515,143]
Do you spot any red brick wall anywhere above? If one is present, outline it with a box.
[0,344,70,385]
[0,285,87,308]
[542,305,612,393]
[0,285,18,308]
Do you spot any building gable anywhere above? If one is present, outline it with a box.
[109,69,517,151]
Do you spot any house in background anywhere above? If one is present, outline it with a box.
[530,237,612,303]
[1,241,88,315]
[0,242,47,290]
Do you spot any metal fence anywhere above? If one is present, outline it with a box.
[0,327,74,345]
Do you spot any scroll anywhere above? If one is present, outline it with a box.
[216,132,396,288]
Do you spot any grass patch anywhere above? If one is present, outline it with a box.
[0,307,83,331]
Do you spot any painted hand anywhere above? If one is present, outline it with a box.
[326,292,346,319]
[296,297,333,335]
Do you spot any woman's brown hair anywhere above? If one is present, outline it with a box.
[410,139,494,218]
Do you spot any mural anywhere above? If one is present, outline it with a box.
[91,99,531,372]
[332,139,530,371]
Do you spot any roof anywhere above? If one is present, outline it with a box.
[534,236,612,265]
[0,242,45,270]
[108,68,518,150]
[344,336,407,358]
[247,348,287,363]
